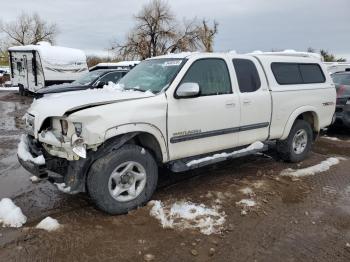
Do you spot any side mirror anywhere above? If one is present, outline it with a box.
[176,82,200,98]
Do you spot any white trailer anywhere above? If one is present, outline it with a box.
[8,42,88,94]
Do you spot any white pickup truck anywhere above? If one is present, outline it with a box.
[18,52,336,214]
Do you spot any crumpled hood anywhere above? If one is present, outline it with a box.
[28,88,154,131]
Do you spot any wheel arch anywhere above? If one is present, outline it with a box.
[281,107,320,140]
[104,123,168,163]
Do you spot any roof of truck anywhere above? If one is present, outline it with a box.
[8,42,87,64]
[148,50,323,61]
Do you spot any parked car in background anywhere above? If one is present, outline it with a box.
[35,68,129,98]
[332,71,350,128]
[8,42,88,95]
[19,51,335,214]
[325,62,350,75]
[89,61,140,71]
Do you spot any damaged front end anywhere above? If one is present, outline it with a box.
[18,114,96,194]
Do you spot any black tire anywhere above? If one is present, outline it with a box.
[87,144,158,215]
[276,119,313,163]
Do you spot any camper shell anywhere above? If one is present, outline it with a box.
[8,42,88,94]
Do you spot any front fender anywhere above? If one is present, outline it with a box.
[281,106,319,140]
[104,123,168,162]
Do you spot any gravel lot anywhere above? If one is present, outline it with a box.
[1,90,350,262]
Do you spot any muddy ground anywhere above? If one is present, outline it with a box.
[0,90,350,262]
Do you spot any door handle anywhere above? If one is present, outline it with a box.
[243,99,252,105]
[225,100,235,108]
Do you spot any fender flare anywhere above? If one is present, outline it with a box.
[104,122,168,162]
[281,106,320,140]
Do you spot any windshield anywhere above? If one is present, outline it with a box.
[72,71,105,85]
[117,58,184,93]
[332,74,350,85]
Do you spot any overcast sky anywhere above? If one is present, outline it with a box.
[1,0,349,60]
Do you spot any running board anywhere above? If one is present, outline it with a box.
[168,143,268,173]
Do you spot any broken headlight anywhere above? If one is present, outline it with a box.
[71,134,86,158]
[73,122,82,136]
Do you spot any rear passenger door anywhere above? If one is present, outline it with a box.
[232,58,271,146]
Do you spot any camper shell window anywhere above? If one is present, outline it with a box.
[271,62,326,85]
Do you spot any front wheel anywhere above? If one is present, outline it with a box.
[87,144,158,214]
[276,119,313,163]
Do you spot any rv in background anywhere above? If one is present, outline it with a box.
[8,42,88,95]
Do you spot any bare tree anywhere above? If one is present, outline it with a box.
[307,47,346,62]
[112,0,218,59]
[197,20,218,52]
[0,12,59,46]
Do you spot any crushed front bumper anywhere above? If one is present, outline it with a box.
[17,134,47,177]
[18,156,47,177]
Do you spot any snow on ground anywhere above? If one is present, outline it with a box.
[149,200,226,235]
[36,217,60,232]
[186,141,264,166]
[0,198,27,228]
[236,199,257,216]
[17,135,45,165]
[30,176,40,182]
[280,157,346,177]
[0,86,18,91]
[322,136,349,142]
[236,199,257,207]
[239,187,254,196]
[54,183,71,193]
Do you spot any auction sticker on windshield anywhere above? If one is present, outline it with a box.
[163,60,182,67]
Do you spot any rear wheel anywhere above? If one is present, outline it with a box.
[87,144,158,214]
[276,119,313,163]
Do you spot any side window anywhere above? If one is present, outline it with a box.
[271,63,325,85]
[233,59,261,93]
[271,63,303,85]
[299,64,325,84]
[99,72,123,84]
[180,58,231,96]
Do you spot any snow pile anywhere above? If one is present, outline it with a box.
[54,183,71,193]
[17,135,45,165]
[103,82,155,96]
[0,86,19,91]
[36,217,60,232]
[236,199,257,215]
[239,187,254,196]
[187,141,264,166]
[0,198,27,228]
[280,157,346,177]
[149,200,226,235]
[236,199,256,207]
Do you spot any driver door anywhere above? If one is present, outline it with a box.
[167,58,240,160]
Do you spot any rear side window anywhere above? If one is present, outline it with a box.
[299,64,326,84]
[180,58,232,96]
[271,63,325,85]
[233,59,261,93]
